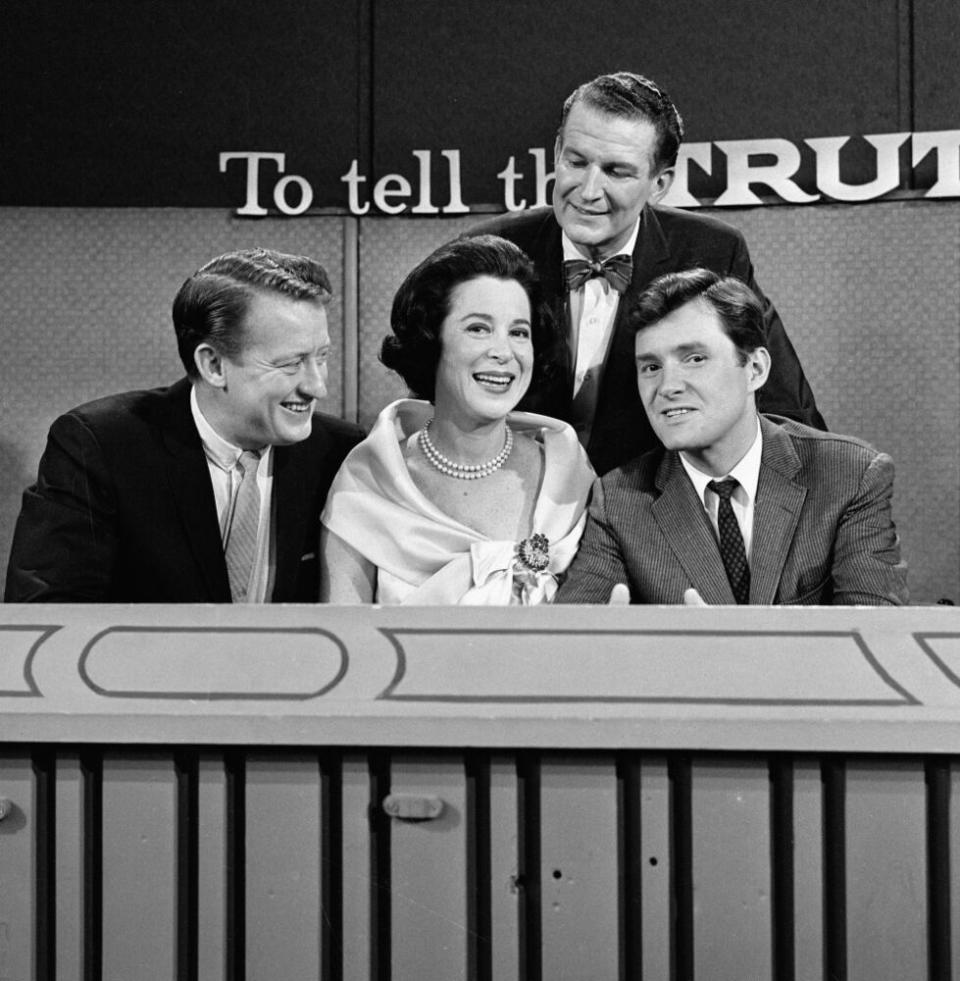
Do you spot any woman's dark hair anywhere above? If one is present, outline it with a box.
[380,234,562,402]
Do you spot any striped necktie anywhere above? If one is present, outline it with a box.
[225,449,261,602]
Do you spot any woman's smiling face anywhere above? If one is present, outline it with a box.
[432,275,534,425]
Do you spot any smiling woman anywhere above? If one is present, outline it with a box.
[319,236,595,604]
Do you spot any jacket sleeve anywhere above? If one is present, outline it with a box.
[4,412,119,601]
[831,451,909,605]
[555,479,633,604]
[730,236,828,431]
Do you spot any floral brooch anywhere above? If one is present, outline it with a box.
[516,533,550,573]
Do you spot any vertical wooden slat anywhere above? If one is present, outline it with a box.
[926,758,951,981]
[320,755,342,981]
[770,756,795,981]
[389,754,469,981]
[0,753,35,981]
[34,751,55,981]
[539,755,619,981]
[488,756,521,981]
[822,760,846,981]
[845,761,927,981]
[639,755,671,981]
[465,752,491,981]
[950,760,960,981]
[244,754,322,981]
[341,755,374,981]
[670,755,693,981]
[196,754,227,981]
[690,758,772,981]
[792,760,824,981]
[517,752,541,981]
[55,753,85,981]
[176,752,198,981]
[100,754,177,981]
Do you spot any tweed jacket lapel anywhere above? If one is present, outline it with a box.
[750,417,807,604]
[156,379,231,601]
[651,451,736,604]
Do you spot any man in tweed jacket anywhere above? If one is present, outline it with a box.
[556,269,907,606]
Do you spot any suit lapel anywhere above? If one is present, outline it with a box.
[271,434,321,601]
[156,380,231,601]
[536,215,566,319]
[588,207,672,470]
[651,452,736,604]
[750,418,806,604]
[602,206,672,381]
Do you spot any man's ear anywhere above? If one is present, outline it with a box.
[194,343,227,389]
[746,346,772,392]
[650,167,675,204]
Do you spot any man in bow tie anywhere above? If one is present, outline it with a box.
[470,71,825,474]
[5,248,364,602]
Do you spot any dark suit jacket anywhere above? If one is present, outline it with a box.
[4,378,364,602]
[556,416,908,606]
[471,205,825,474]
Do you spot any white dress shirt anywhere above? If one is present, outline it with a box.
[679,419,763,561]
[563,219,640,444]
[190,386,275,602]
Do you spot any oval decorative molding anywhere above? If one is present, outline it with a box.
[79,626,347,700]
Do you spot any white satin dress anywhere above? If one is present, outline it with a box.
[320,399,595,604]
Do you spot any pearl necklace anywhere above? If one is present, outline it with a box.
[418,419,514,479]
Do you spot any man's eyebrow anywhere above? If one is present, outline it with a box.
[272,344,328,362]
[636,341,705,359]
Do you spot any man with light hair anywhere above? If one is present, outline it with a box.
[6,248,363,602]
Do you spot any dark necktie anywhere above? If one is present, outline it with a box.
[707,478,750,604]
[563,254,633,293]
[225,449,262,602]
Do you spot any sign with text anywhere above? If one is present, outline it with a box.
[221,130,960,216]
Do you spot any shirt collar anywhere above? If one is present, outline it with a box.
[190,385,267,472]
[679,417,763,507]
[561,217,641,263]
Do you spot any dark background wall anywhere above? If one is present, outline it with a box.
[4,0,960,209]
[1,1,958,602]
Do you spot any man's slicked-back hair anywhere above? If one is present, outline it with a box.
[630,268,767,362]
[172,247,332,378]
[559,71,684,173]
[381,234,563,403]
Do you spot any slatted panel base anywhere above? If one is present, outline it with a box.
[0,748,954,980]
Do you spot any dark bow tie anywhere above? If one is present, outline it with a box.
[563,253,633,293]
